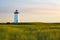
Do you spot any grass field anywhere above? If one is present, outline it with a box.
[0,22,60,40]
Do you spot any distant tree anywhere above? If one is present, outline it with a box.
[7,22,10,24]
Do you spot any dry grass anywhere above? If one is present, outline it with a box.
[0,23,60,40]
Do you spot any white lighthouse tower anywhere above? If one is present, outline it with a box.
[14,10,19,23]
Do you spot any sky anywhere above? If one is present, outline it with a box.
[0,0,60,23]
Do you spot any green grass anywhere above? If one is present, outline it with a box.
[0,22,60,40]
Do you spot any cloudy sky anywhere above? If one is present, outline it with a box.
[0,0,60,23]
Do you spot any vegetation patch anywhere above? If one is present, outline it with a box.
[0,22,60,40]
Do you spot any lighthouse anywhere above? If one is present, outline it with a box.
[14,10,19,23]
